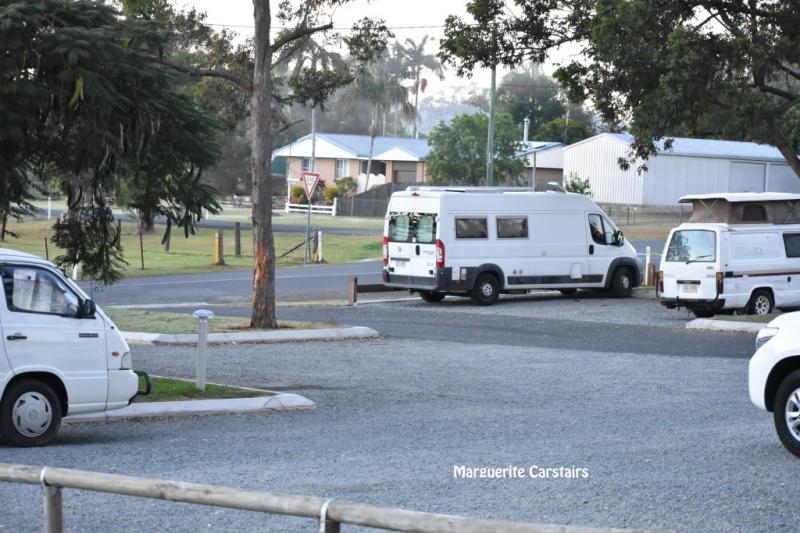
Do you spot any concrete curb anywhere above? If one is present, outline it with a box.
[122,326,379,345]
[632,287,656,300]
[64,393,314,423]
[686,318,764,333]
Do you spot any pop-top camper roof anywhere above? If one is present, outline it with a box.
[680,193,800,224]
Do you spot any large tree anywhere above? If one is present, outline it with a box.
[441,0,800,176]
[426,112,525,185]
[397,36,445,138]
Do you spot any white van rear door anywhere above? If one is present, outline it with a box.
[0,264,108,413]
[660,229,719,299]
[387,211,438,279]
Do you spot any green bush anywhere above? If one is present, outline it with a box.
[565,173,592,196]
[336,177,357,197]
[290,185,306,204]
[323,186,338,205]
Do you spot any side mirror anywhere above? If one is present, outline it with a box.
[614,230,625,246]
[78,298,97,318]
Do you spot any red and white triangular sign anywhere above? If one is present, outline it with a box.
[301,171,321,200]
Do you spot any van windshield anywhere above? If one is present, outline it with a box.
[666,230,717,263]
[388,212,437,244]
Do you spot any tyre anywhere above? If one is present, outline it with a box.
[610,267,634,298]
[419,291,445,303]
[559,289,577,296]
[0,379,62,447]
[691,309,716,318]
[470,273,500,306]
[773,370,800,458]
[747,289,774,316]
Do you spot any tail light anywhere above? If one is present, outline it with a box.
[657,271,664,293]
[716,272,724,294]
[382,236,389,266]
[435,239,445,268]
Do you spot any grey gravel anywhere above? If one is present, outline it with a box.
[0,333,788,533]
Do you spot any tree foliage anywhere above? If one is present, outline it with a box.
[427,113,525,186]
[533,117,592,144]
[441,0,800,176]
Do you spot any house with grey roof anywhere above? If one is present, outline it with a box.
[273,133,431,193]
[563,133,800,205]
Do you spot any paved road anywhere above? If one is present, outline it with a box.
[0,301,777,532]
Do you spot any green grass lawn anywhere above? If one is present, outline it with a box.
[1,218,380,277]
[134,376,267,403]
[104,308,331,334]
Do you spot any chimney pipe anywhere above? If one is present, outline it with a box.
[523,116,530,143]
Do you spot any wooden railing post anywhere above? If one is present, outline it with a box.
[234,222,242,258]
[215,230,225,266]
[42,484,64,533]
[347,276,358,306]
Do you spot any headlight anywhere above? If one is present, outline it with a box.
[120,351,132,370]
[755,327,779,351]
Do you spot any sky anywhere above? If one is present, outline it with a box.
[175,0,577,98]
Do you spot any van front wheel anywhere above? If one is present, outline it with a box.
[419,291,446,303]
[0,379,62,447]
[471,273,500,306]
[610,267,634,298]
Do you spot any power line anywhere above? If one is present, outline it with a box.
[205,22,448,30]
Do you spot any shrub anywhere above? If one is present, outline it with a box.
[323,186,338,205]
[565,173,592,197]
[290,185,306,204]
[336,176,357,197]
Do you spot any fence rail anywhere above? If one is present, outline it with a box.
[0,463,642,533]
[285,199,337,216]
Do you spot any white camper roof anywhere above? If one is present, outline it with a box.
[0,248,42,261]
[679,192,800,204]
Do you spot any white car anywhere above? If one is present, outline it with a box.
[749,311,800,457]
[0,248,148,446]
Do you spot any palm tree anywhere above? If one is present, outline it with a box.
[340,52,415,177]
[397,36,445,138]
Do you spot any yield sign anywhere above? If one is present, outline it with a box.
[301,171,321,200]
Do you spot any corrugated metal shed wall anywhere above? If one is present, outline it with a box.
[563,135,643,204]
[768,164,800,193]
[643,155,730,204]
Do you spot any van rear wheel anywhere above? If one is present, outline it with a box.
[610,267,634,298]
[470,273,500,306]
[0,379,62,447]
[747,290,774,316]
[419,291,446,303]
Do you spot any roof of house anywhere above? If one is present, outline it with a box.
[517,141,564,157]
[573,132,788,162]
[274,133,430,161]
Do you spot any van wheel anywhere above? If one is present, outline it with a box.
[610,267,633,298]
[773,370,800,458]
[747,290,774,316]
[0,379,62,447]
[471,273,500,306]
[419,291,445,303]
[559,289,577,296]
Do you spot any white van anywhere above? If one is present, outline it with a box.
[0,248,147,446]
[657,193,800,317]
[382,187,643,305]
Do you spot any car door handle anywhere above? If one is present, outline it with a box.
[589,245,595,255]
[6,334,27,341]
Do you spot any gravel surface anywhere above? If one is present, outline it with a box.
[0,331,786,533]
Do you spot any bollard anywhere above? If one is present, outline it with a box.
[234,222,242,258]
[215,230,225,266]
[193,309,214,391]
[645,246,652,285]
[47,196,52,221]
[347,275,357,306]
[316,229,323,262]
[42,484,63,533]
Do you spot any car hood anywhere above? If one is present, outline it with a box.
[768,311,800,329]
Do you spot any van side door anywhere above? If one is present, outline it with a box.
[0,264,108,413]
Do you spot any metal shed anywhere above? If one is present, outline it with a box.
[562,133,800,206]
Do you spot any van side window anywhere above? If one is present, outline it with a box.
[0,265,80,316]
[784,234,800,258]
[496,217,528,239]
[455,217,488,239]
[742,204,767,222]
[588,214,615,245]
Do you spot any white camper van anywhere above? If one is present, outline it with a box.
[382,187,643,305]
[657,193,800,318]
[0,248,148,446]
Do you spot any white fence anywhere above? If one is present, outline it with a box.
[285,198,337,216]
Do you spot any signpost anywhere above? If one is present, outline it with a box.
[301,171,320,265]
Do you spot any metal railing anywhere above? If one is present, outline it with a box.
[0,463,644,533]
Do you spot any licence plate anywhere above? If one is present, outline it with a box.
[680,283,699,294]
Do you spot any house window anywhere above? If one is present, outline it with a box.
[496,217,528,239]
[360,160,386,176]
[455,217,488,239]
[302,158,312,172]
[335,159,349,180]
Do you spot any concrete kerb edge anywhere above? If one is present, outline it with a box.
[122,326,380,346]
[686,318,763,334]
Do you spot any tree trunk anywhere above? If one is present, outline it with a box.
[413,68,420,139]
[365,109,377,178]
[138,210,155,234]
[776,143,800,180]
[250,0,278,329]
[0,213,6,241]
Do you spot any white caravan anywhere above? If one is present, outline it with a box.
[657,193,800,318]
[0,248,148,446]
[382,187,643,305]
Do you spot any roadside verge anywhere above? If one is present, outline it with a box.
[686,318,763,333]
[122,326,379,345]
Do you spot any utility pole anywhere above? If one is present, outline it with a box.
[304,107,316,265]
[486,64,497,187]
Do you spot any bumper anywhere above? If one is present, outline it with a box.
[749,344,777,411]
[107,369,140,411]
[658,296,726,311]
[383,267,469,292]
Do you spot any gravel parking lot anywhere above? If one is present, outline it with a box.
[0,323,785,533]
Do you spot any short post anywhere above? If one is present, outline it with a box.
[115,219,122,247]
[44,237,49,261]
[139,231,145,270]
[316,229,323,262]
[42,484,64,533]
[633,206,638,225]
[645,246,652,285]
[71,264,79,281]
[234,222,242,258]
[47,196,52,220]
[347,275,358,306]
[193,309,214,391]
[647,263,656,287]
[215,230,225,266]
[332,197,337,217]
